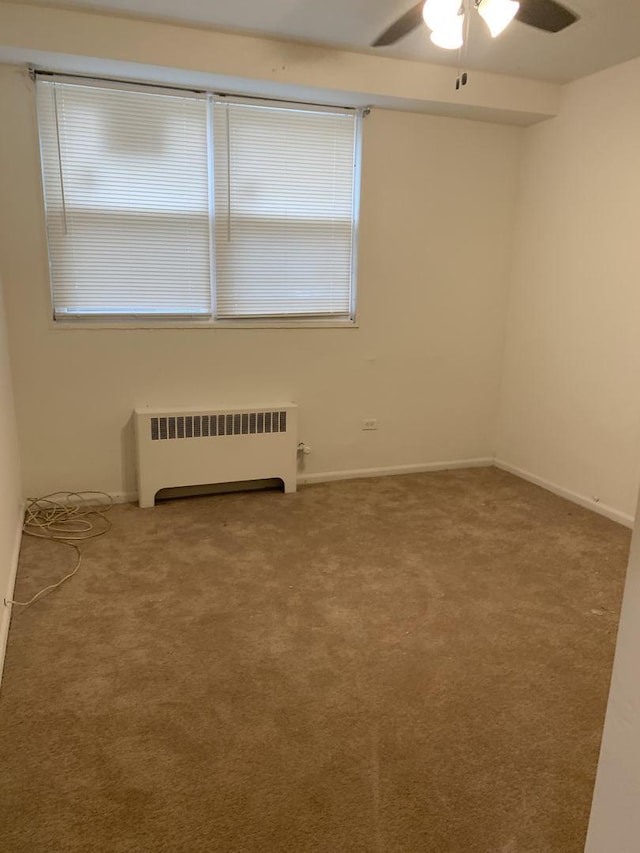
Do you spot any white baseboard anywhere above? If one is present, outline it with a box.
[113,461,495,502]
[26,490,138,507]
[494,459,634,529]
[86,461,634,532]
[108,491,138,505]
[0,513,24,688]
[297,457,494,486]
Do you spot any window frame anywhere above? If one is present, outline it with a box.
[35,73,364,330]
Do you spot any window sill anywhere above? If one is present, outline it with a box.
[50,318,359,331]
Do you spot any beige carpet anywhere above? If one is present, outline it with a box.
[0,468,630,853]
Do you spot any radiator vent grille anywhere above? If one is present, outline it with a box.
[150,411,288,441]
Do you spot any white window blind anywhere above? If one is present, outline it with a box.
[36,78,361,324]
[37,79,211,318]
[213,98,358,320]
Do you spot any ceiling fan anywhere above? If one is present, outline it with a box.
[372,0,579,49]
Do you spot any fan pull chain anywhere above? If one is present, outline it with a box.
[456,1,472,90]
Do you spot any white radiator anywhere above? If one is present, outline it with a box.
[134,404,298,508]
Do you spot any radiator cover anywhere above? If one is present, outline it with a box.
[134,404,298,507]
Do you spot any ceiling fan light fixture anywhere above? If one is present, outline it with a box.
[422,0,462,32]
[429,12,465,49]
[477,0,520,37]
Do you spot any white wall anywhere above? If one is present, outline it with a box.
[496,57,640,524]
[0,63,521,499]
[585,487,640,852]
[0,273,22,680]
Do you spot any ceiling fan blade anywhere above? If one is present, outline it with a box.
[372,2,425,46]
[515,0,579,33]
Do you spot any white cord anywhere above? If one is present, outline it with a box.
[5,491,113,609]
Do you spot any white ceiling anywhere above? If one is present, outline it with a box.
[19,0,640,83]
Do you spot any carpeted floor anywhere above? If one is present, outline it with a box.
[0,468,631,853]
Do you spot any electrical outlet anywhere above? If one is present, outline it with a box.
[362,418,378,431]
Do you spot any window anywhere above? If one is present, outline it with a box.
[36,77,362,324]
